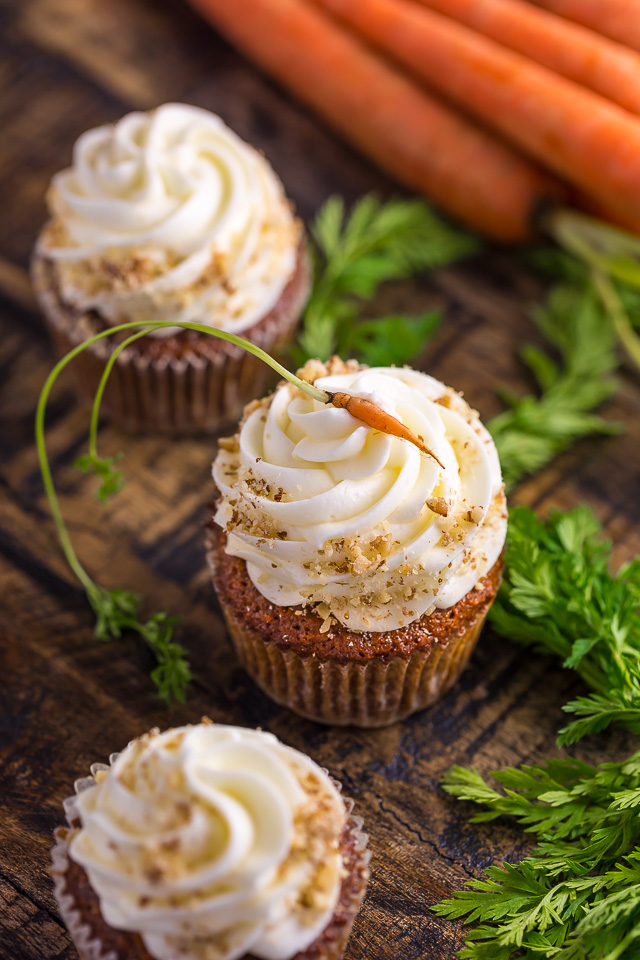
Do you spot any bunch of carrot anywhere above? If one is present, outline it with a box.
[187,0,640,243]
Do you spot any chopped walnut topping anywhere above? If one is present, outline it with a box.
[295,355,361,386]
[426,496,449,517]
[242,397,265,418]
[217,435,238,453]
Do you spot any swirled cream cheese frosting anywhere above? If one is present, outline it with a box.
[213,359,508,633]
[37,103,300,336]
[66,723,346,960]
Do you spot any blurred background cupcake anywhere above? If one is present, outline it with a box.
[32,103,310,434]
[208,358,508,727]
[51,721,369,960]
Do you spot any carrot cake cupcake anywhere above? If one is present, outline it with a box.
[208,357,508,727]
[32,103,309,433]
[51,721,369,960]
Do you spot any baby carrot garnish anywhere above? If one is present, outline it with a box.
[326,390,445,468]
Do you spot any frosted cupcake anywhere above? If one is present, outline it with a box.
[32,103,309,433]
[208,358,508,727]
[51,721,369,960]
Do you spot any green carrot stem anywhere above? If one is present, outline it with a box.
[88,326,159,458]
[36,318,337,703]
[546,208,640,372]
[592,270,640,372]
[37,319,329,590]
[548,209,640,288]
[36,348,102,595]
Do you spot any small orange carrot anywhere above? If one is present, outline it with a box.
[326,390,446,468]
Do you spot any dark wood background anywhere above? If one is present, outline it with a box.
[1,1,639,958]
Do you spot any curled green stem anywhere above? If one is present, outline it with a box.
[88,326,160,458]
[36,319,332,702]
[37,318,329,582]
[36,344,102,594]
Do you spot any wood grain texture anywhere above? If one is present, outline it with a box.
[0,1,638,958]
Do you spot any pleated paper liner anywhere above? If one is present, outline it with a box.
[51,764,370,960]
[32,246,310,435]
[208,527,503,728]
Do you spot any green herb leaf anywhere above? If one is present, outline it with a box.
[336,310,441,367]
[86,584,191,703]
[549,209,640,371]
[294,194,477,364]
[87,585,141,642]
[433,751,640,959]
[488,280,621,490]
[489,505,640,746]
[434,508,640,959]
[144,613,191,705]
[558,692,640,747]
[74,452,124,505]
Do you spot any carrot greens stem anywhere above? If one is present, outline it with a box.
[592,270,640,373]
[548,209,640,372]
[36,319,331,703]
[88,327,158,461]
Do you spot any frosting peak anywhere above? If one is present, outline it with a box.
[67,723,346,960]
[213,361,507,632]
[38,104,300,336]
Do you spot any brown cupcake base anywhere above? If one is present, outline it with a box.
[51,795,369,960]
[208,526,503,727]
[31,243,310,435]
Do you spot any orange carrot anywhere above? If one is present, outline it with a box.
[413,0,640,116]
[186,0,565,241]
[313,0,640,229]
[532,0,640,56]
[327,390,446,467]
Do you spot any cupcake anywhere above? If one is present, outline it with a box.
[51,721,369,960]
[32,103,309,434]
[208,357,508,727]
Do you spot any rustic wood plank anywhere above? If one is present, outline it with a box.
[0,258,36,311]
[16,0,211,110]
[1,0,639,958]
[0,876,73,960]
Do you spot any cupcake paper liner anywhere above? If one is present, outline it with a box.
[52,832,118,960]
[31,249,310,435]
[51,767,369,960]
[215,586,487,728]
[208,529,499,728]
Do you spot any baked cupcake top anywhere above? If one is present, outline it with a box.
[37,103,301,336]
[213,358,507,633]
[64,722,346,960]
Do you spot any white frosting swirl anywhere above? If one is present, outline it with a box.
[67,724,346,960]
[213,365,507,632]
[38,104,300,336]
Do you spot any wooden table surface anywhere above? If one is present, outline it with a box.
[1,2,639,958]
